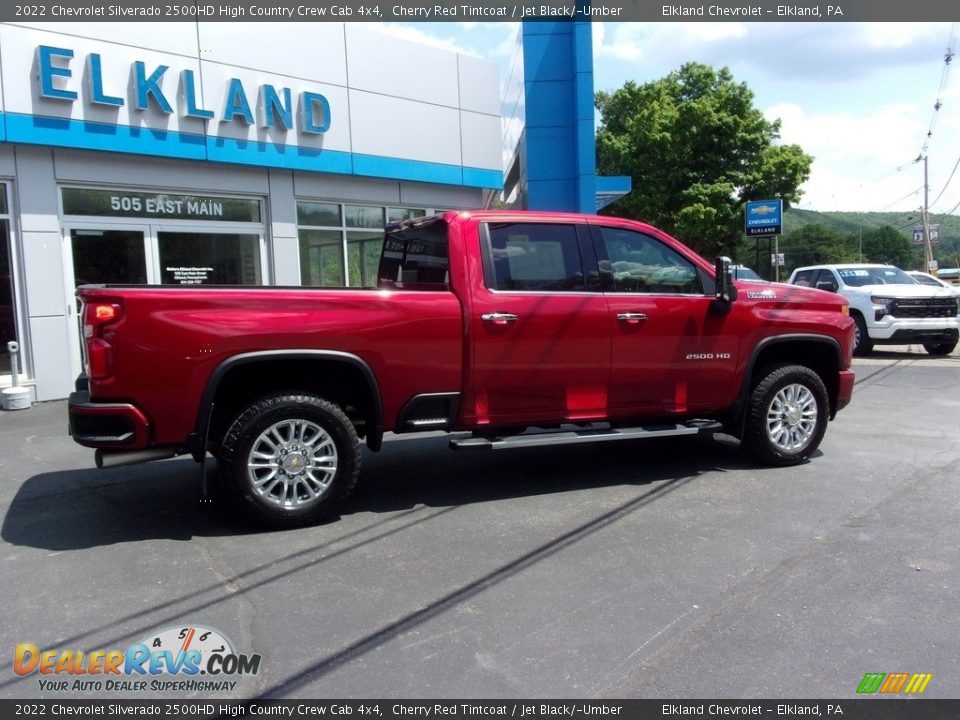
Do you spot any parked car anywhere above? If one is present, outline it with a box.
[731,265,764,281]
[788,264,959,356]
[907,271,960,298]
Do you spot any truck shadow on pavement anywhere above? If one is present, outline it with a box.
[2,433,784,551]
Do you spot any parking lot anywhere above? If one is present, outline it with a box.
[1,346,958,700]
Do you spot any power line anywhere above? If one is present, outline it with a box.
[929,153,960,209]
[895,215,920,231]
[879,185,924,211]
[940,195,960,216]
[918,22,957,156]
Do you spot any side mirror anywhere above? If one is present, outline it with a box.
[715,256,738,304]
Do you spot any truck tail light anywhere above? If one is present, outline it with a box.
[83,302,123,380]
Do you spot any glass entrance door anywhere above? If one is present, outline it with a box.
[156,230,263,285]
[63,225,152,381]
[1,217,15,378]
[69,228,150,286]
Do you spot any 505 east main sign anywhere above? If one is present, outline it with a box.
[35,45,331,134]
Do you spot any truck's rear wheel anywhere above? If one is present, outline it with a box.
[741,364,829,466]
[219,393,361,528]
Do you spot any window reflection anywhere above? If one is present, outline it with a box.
[298,203,431,287]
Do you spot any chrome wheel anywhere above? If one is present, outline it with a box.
[246,419,338,508]
[765,383,818,452]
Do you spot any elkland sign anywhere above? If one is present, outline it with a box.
[36,45,332,134]
[0,24,503,188]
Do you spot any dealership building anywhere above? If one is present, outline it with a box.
[0,20,621,401]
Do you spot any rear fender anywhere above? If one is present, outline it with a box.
[189,350,384,459]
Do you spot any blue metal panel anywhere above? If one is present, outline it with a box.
[526,126,576,181]
[523,81,575,129]
[520,21,597,213]
[576,118,596,176]
[572,22,594,72]
[520,33,573,83]
[527,179,577,211]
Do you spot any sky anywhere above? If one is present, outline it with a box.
[366,21,960,216]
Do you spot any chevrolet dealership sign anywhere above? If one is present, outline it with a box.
[745,200,783,237]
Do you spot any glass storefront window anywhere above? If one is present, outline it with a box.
[297,202,341,227]
[62,188,261,223]
[158,232,262,285]
[344,205,385,229]
[346,232,384,288]
[299,229,344,286]
[297,202,431,288]
[387,207,427,223]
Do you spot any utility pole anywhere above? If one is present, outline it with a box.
[922,155,935,273]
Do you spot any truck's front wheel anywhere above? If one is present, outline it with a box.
[923,339,957,356]
[219,393,361,528]
[741,365,829,467]
[852,314,873,356]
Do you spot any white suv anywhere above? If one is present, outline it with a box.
[787,264,960,356]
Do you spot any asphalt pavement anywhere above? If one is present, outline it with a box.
[0,346,957,700]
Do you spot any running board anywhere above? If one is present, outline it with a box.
[449,420,723,451]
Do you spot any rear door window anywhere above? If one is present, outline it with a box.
[483,223,586,292]
[378,219,450,289]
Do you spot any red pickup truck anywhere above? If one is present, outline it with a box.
[69,211,855,527]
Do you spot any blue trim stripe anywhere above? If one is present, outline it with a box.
[0,111,501,190]
[596,175,632,194]
[5,112,206,160]
[353,153,463,186]
[207,136,354,175]
[463,166,503,188]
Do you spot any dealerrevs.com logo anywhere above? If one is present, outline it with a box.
[14,625,261,693]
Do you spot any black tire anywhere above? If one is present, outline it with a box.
[923,340,957,356]
[852,313,873,356]
[219,393,361,528]
[741,364,830,467]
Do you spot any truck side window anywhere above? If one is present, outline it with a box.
[378,219,450,289]
[485,223,586,292]
[814,270,839,293]
[598,227,701,295]
[792,269,816,287]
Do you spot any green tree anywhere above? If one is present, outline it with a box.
[596,63,813,258]
[779,223,858,274]
[860,226,917,268]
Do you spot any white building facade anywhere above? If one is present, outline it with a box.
[0,22,502,401]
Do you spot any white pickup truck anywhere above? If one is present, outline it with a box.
[788,264,959,356]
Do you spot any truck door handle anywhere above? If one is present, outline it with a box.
[617,312,648,324]
[481,312,519,325]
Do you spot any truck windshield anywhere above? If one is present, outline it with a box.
[378,218,450,290]
[837,267,916,287]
